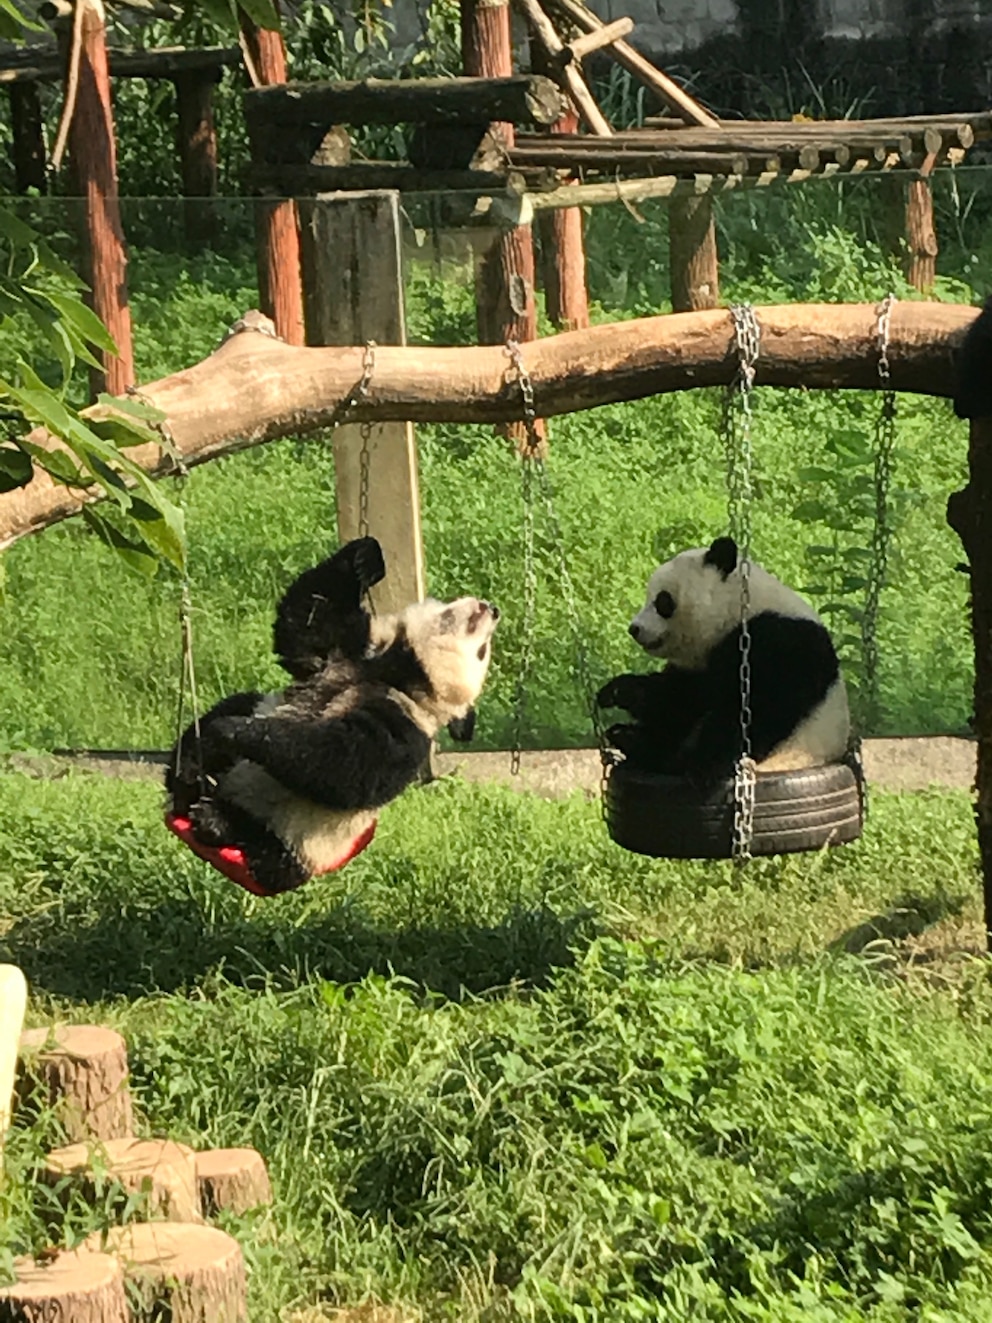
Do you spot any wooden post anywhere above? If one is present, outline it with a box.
[462,0,544,452]
[948,416,992,950]
[297,190,426,614]
[905,177,938,294]
[241,11,305,346]
[173,68,219,247]
[9,83,47,193]
[66,0,134,397]
[669,192,719,312]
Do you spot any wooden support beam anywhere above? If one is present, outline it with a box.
[906,176,938,294]
[514,0,612,136]
[0,300,978,552]
[565,16,633,61]
[643,111,991,141]
[241,10,304,346]
[173,68,219,247]
[668,192,718,311]
[545,0,717,128]
[65,0,134,398]
[0,43,241,85]
[9,82,47,192]
[534,88,589,332]
[297,190,425,613]
[948,415,992,949]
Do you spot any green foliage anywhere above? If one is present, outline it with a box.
[0,768,990,1319]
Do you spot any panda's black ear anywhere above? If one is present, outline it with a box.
[704,537,738,578]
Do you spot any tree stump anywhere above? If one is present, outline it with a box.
[88,1222,247,1323]
[196,1147,273,1215]
[0,1249,129,1323]
[19,1024,133,1141]
[42,1137,201,1222]
[0,966,27,1152]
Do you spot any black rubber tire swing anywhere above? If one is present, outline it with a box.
[601,302,878,862]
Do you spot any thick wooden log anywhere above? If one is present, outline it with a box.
[242,11,304,347]
[948,416,992,948]
[174,68,219,247]
[0,43,240,85]
[669,192,718,311]
[42,1137,201,1221]
[544,0,717,128]
[19,1024,133,1141]
[906,177,938,294]
[66,0,134,398]
[0,966,26,1154]
[87,1224,246,1323]
[0,303,977,549]
[196,1147,273,1215]
[462,0,544,454]
[245,75,568,139]
[0,1250,129,1323]
[9,82,47,192]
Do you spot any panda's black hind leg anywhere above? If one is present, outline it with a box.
[273,537,386,679]
[189,799,310,895]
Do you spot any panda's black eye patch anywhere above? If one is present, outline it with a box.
[654,590,676,619]
[476,642,489,661]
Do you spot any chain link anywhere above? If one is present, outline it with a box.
[504,340,611,795]
[861,294,897,736]
[724,304,761,865]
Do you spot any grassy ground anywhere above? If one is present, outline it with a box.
[1,767,990,1320]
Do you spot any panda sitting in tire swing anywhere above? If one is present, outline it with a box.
[595,298,992,859]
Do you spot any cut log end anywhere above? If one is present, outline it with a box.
[42,1137,202,1222]
[0,1250,129,1323]
[88,1222,247,1323]
[19,1023,133,1142]
[196,1147,274,1215]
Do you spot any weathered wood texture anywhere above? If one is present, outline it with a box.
[242,12,304,346]
[948,415,992,949]
[87,1223,247,1323]
[19,1023,133,1142]
[643,111,991,141]
[545,0,718,127]
[0,301,977,551]
[298,190,425,611]
[9,82,47,191]
[514,0,612,137]
[0,1251,129,1323]
[42,1137,201,1221]
[0,43,240,84]
[196,1147,273,1215]
[906,177,938,294]
[67,0,134,398]
[536,103,589,332]
[173,67,219,246]
[668,192,719,311]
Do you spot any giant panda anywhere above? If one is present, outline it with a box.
[596,536,850,784]
[166,537,499,896]
[954,295,992,420]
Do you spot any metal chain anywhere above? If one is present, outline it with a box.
[724,304,761,865]
[861,294,897,735]
[504,340,611,795]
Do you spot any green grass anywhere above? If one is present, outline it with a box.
[1,768,991,1320]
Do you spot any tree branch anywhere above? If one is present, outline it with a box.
[0,300,978,550]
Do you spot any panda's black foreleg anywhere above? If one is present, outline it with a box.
[273,537,386,679]
[598,668,709,772]
[189,798,309,894]
[165,690,265,816]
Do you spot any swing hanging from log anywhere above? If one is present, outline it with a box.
[507,301,880,861]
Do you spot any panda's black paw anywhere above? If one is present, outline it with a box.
[189,799,236,846]
[597,675,642,712]
[351,536,386,592]
[202,715,252,763]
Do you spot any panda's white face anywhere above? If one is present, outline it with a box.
[377,596,500,722]
[629,538,819,671]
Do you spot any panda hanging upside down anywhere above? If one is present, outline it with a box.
[597,536,850,785]
[165,537,499,897]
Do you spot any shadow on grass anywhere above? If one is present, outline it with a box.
[0,894,597,1004]
[829,890,969,957]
